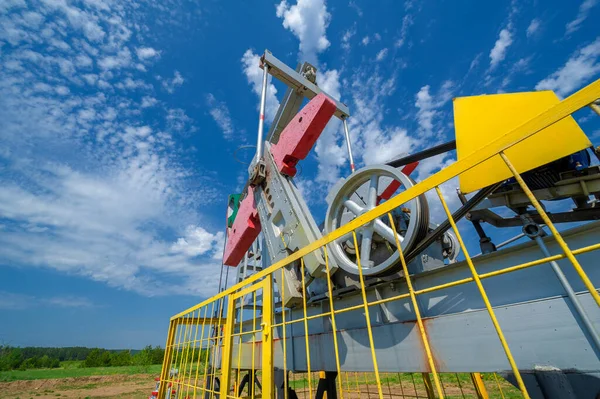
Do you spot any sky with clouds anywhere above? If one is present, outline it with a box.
[1,0,599,348]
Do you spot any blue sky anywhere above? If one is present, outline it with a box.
[1,0,599,349]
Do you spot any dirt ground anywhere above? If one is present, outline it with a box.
[0,374,156,399]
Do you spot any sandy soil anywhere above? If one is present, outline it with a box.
[0,374,156,399]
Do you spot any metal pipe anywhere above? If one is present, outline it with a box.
[342,118,356,173]
[533,231,600,353]
[387,140,456,168]
[590,100,600,117]
[496,232,526,249]
[255,64,270,163]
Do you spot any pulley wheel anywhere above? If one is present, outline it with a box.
[324,165,429,276]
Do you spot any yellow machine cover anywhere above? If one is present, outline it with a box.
[453,90,591,194]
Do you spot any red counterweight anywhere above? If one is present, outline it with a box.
[223,93,337,267]
[223,186,261,266]
[270,93,337,177]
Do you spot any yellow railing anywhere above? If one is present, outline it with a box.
[158,79,600,399]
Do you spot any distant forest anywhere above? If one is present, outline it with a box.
[0,346,164,371]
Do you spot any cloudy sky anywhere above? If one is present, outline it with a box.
[1,0,599,348]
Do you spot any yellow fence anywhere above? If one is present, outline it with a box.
[158,79,600,399]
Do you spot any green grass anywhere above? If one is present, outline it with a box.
[0,364,162,382]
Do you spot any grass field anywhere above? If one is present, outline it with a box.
[0,363,162,382]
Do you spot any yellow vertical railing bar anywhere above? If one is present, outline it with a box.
[251,291,257,399]
[435,186,530,399]
[193,306,209,397]
[235,295,244,397]
[262,274,274,399]
[176,314,193,399]
[344,371,351,396]
[180,310,197,399]
[386,214,444,398]
[323,246,345,399]
[158,319,176,399]
[470,373,489,399]
[300,258,314,398]
[170,318,186,387]
[280,268,289,399]
[184,309,201,398]
[351,231,384,399]
[364,372,372,399]
[493,373,506,399]
[353,372,360,396]
[220,296,236,399]
[439,373,449,399]
[201,301,216,393]
[500,151,600,307]
[211,297,226,399]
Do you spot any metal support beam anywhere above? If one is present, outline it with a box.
[262,50,350,119]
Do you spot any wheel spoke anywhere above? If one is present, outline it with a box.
[373,219,404,246]
[344,199,364,216]
[367,174,379,209]
[359,223,375,268]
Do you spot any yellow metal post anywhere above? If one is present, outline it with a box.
[470,373,490,399]
[262,274,274,399]
[219,296,236,399]
[158,319,176,399]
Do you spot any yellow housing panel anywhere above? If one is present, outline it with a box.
[454,90,591,194]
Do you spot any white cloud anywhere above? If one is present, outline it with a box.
[276,0,331,64]
[141,96,158,108]
[489,28,513,69]
[376,48,388,61]
[0,291,95,310]
[46,296,95,308]
[341,26,355,50]
[136,47,160,60]
[98,48,132,70]
[241,49,279,122]
[161,70,184,93]
[535,37,600,97]
[171,225,224,258]
[206,93,235,140]
[0,0,224,297]
[395,14,413,48]
[526,18,541,38]
[361,36,370,46]
[566,0,598,35]
[415,81,454,138]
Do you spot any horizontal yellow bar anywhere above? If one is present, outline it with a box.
[174,317,227,326]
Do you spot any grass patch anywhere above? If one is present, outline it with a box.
[0,364,161,382]
[59,360,82,369]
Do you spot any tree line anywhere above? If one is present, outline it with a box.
[0,345,165,371]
